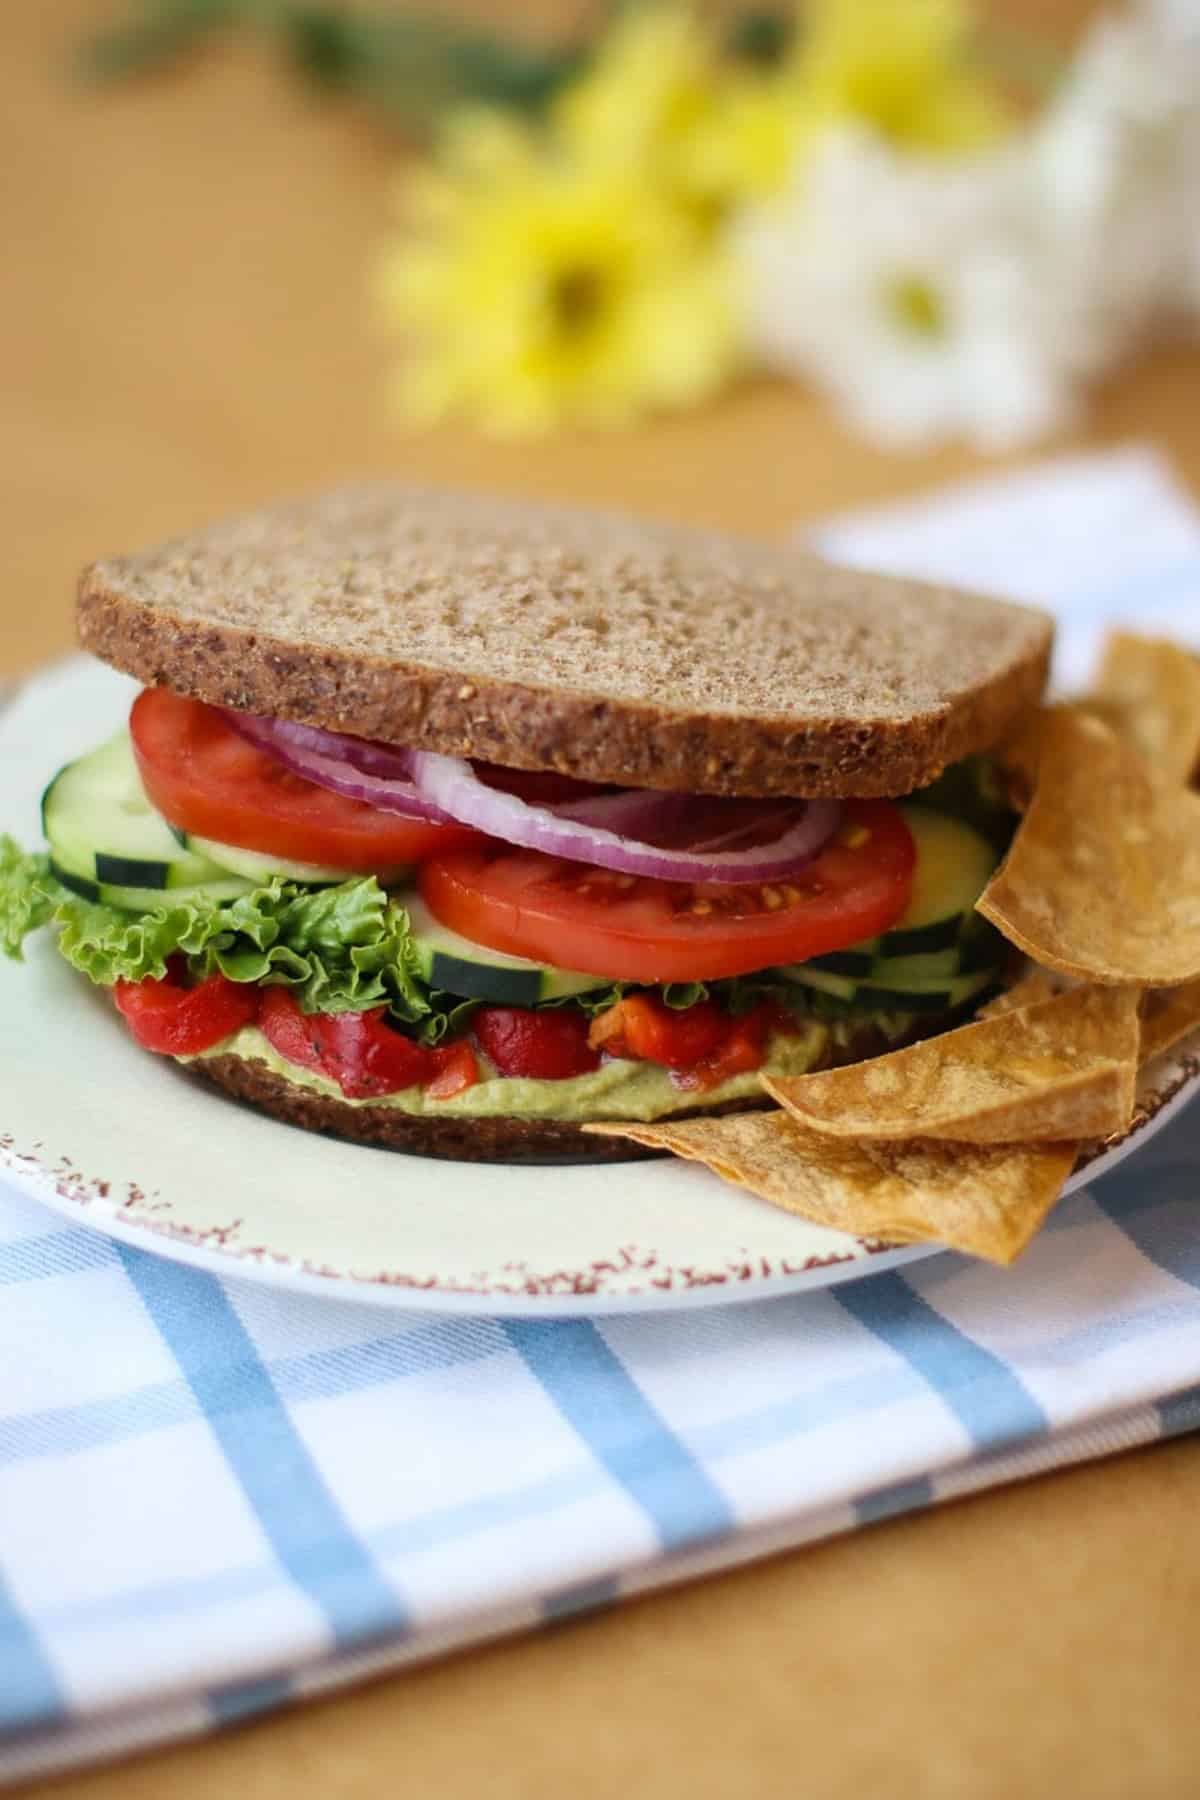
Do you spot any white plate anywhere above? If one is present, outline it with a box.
[3,659,1198,1315]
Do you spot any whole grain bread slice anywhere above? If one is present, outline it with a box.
[78,484,1052,798]
[190,1052,713,1162]
[188,1014,942,1164]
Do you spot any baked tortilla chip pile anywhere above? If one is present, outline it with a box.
[590,989,1137,1265]
[763,985,1138,1146]
[977,706,1200,987]
[1140,981,1200,1064]
[588,632,1200,1266]
[589,1111,1081,1269]
[1088,630,1200,788]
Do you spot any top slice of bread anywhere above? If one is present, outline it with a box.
[77,484,1053,798]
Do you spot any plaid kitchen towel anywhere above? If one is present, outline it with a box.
[3,446,1200,1780]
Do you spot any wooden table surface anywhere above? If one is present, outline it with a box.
[6,2,1200,1794]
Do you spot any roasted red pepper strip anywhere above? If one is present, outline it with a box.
[113,968,257,1055]
[424,1041,480,1100]
[589,994,797,1087]
[473,1006,601,1079]
[588,994,727,1069]
[258,985,325,1075]
[258,988,482,1100]
[672,1008,774,1092]
[309,1007,433,1099]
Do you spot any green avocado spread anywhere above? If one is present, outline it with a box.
[186,1022,832,1122]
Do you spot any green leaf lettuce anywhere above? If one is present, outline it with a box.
[0,837,55,959]
[1,842,431,1023]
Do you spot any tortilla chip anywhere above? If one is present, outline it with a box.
[1089,631,1200,787]
[977,706,1200,985]
[585,1111,1078,1266]
[762,984,1139,1145]
[1075,697,1134,741]
[992,716,1043,811]
[975,967,1062,1019]
[1139,980,1200,1064]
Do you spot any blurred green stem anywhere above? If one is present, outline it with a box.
[77,0,591,132]
[77,4,1061,136]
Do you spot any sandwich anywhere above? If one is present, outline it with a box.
[2,484,1053,1162]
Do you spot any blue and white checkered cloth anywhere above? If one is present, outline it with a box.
[4,448,1200,1780]
[4,1120,1200,1779]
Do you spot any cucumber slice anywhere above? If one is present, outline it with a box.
[776,964,860,1002]
[956,913,1010,974]
[850,970,996,1014]
[50,858,252,913]
[908,755,1017,855]
[181,832,412,889]
[405,896,612,1005]
[42,733,236,896]
[870,946,962,986]
[779,961,995,1015]
[805,940,879,978]
[786,811,1000,989]
[876,808,998,958]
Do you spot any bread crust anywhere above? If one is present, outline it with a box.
[78,485,1053,799]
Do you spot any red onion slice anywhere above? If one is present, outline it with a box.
[550,788,689,833]
[224,710,455,824]
[225,711,415,781]
[405,750,842,883]
[222,706,842,882]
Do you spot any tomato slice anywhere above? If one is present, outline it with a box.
[130,689,479,870]
[113,968,256,1054]
[418,801,915,983]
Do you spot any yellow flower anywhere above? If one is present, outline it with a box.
[380,121,739,435]
[548,0,1006,221]
[797,0,1009,154]
[678,65,814,211]
[554,4,808,217]
[377,0,1010,436]
[554,6,715,178]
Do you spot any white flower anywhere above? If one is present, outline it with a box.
[1178,121,1200,318]
[734,127,1073,453]
[1135,1,1200,319]
[1033,7,1200,374]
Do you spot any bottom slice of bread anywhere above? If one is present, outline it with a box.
[191,1052,769,1163]
[188,1009,945,1164]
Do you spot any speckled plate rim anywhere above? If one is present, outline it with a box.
[3,658,1198,1317]
[3,1063,1199,1314]
[0,1147,945,1313]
